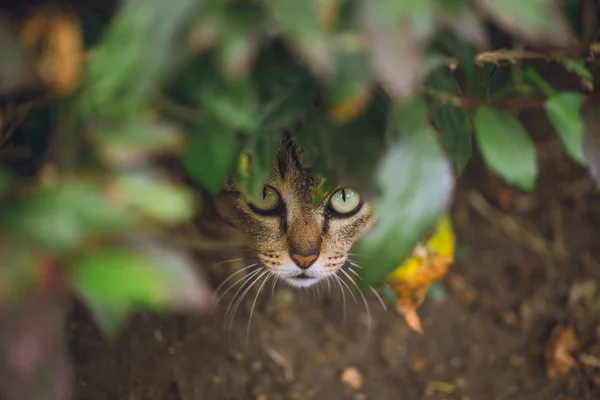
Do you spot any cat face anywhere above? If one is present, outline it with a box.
[217,135,374,288]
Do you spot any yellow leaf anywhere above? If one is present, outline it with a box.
[328,87,372,124]
[386,215,455,333]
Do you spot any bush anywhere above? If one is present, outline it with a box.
[0,0,598,398]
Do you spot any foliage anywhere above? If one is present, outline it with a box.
[0,0,599,399]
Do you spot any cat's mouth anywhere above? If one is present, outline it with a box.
[286,272,321,287]
[292,273,311,280]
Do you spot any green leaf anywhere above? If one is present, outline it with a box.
[218,3,263,80]
[358,115,454,285]
[434,31,478,94]
[71,243,214,334]
[563,59,593,81]
[188,59,259,132]
[183,120,238,194]
[85,0,201,115]
[253,49,318,131]
[92,117,184,166]
[425,68,472,173]
[267,0,333,75]
[545,92,586,165]
[474,107,538,191]
[0,168,12,198]
[438,0,488,49]
[238,132,282,197]
[112,174,197,223]
[1,182,132,252]
[309,90,389,196]
[475,0,575,47]
[327,52,373,120]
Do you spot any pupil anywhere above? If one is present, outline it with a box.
[341,189,346,202]
[262,187,267,200]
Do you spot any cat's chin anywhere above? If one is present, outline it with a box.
[284,275,322,288]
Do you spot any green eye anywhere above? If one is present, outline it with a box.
[329,188,361,215]
[248,185,281,212]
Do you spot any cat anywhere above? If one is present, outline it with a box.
[214,133,375,289]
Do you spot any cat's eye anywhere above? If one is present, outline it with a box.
[248,185,281,213]
[329,188,361,215]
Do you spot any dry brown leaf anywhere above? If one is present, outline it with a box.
[545,324,579,379]
[20,8,83,95]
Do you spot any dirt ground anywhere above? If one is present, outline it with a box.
[67,108,600,400]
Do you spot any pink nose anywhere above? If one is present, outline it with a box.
[290,253,318,268]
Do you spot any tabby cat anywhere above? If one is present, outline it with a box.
[214,134,375,288]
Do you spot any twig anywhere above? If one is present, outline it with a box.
[467,191,552,256]
[262,344,294,382]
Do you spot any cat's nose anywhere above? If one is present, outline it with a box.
[289,248,319,269]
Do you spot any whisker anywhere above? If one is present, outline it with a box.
[215,264,260,307]
[246,272,272,339]
[348,261,363,269]
[340,269,372,342]
[227,269,269,333]
[335,272,358,304]
[206,256,258,272]
[369,286,388,311]
[214,263,258,295]
[347,266,389,312]
[222,268,263,328]
[270,275,279,296]
[332,275,347,325]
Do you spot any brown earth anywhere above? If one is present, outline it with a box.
[68,109,600,400]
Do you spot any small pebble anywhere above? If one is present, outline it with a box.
[340,367,363,390]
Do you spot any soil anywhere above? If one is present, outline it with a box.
[68,109,600,400]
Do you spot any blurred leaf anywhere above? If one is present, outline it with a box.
[314,91,389,195]
[0,168,12,197]
[438,0,488,49]
[582,96,600,183]
[267,0,333,75]
[218,3,263,80]
[71,243,214,334]
[0,297,72,400]
[187,59,259,132]
[253,48,318,131]
[474,107,538,191]
[85,0,200,115]
[183,120,237,194]
[2,183,131,252]
[239,132,282,196]
[545,91,586,165]
[358,102,454,284]
[435,31,478,94]
[361,0,435,98]
[563,0,598,48]
[92,117,184,167]
[524,65,556,97]
[562,59,593,81]
[474,0,575,47]
[111,174,196,223]
[327,52,374,124]
[425,68,472,173]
